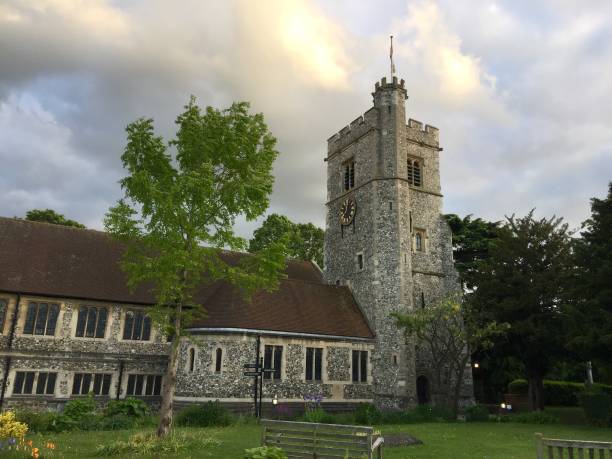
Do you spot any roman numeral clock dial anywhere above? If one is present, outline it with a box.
[339,198,356,226]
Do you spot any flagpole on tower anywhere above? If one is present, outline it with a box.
[390,35,396,77]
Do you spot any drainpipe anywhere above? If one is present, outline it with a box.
[116,360,125,400]
[0,294,21,410]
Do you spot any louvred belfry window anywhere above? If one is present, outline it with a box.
[343,160,355,191]
[407,158,422,187]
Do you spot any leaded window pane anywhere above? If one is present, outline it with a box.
[123,311,134,340]
[0,299,7,333]
[46,373,57,395]
[352,351,359,382]
[45,304,59,335]
[34,303,47,335]
[14,372,25,394]
[95,308,107,338]
[126,374,135,395]
[101,374,111,395]
[72,373,82,394]
[75,307,87,337]
[135,374,144,395]
[24,303,37,334]
[154,375,162,395]
[36,373,48,394]
[314,348,322,381]
[305,347,313,381]
[81,373,92,394]
[360,351,368,382]
[215,348,222,373]
[142,315,151,341]
[23,372,35,394]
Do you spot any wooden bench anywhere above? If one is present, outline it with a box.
[535,433,612,458]
[261,419,384,459]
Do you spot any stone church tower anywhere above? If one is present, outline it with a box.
[324,76,463,409]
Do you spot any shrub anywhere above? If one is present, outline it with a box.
[63,394,96,421]
[509,411,559,424]
[95,431,220,456]
[174,401,233,427]
[465,405,490,422]
[244,446,287,459]
[14,410,59,433]
[104,398,150,418]
[0,411,28,441]
[507,379,612,406]
[579,390,612,426]
[354,403,381,425]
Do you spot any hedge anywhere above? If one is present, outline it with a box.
[507,379,612,406]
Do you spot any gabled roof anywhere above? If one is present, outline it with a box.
[0,217,374,339]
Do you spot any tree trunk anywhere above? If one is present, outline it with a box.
[527,374,544,411]
[451,356,470,419]
[157,306,182,437]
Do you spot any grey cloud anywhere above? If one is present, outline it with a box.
[0,0,610,236]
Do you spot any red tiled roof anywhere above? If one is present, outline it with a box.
[0,217,373,339]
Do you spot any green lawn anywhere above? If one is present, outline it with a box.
[24,422,612,458]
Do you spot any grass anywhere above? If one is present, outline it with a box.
[22,422,611,458]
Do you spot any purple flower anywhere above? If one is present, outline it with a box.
[8,438,17,446]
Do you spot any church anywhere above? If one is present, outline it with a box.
[0,76,471,413]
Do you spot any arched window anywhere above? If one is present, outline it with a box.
[415,232,422,251]
[407,159,422,187]
[215,348,223,373]
[188,348,196,372]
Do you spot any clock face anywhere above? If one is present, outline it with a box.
[339,198,356,226]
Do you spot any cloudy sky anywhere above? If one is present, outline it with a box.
[1,0,611,238]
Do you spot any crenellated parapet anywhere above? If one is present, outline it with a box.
[327,107,378,156]
[373,76,407,97]
[407,118,439,147]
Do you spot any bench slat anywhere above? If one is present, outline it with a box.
[270,443,368,459]
[265,434,369,451]
[262,419,373,433]
[265,427,371,441]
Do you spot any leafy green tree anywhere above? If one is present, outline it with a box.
[25,209,85,228]
[444,214,499,290]
[248,214,324,267]
[469,211,573,410]
[570,183,612,382]
[394,294,507,417]
[293,222,324,267]
[104,98,286,437]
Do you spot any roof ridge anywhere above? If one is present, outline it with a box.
[0,217,318,270]
[0,215,105,235]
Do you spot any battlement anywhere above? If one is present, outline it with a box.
[407,118,439,146]
[327,107,378,155]
[374,76,406,92]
